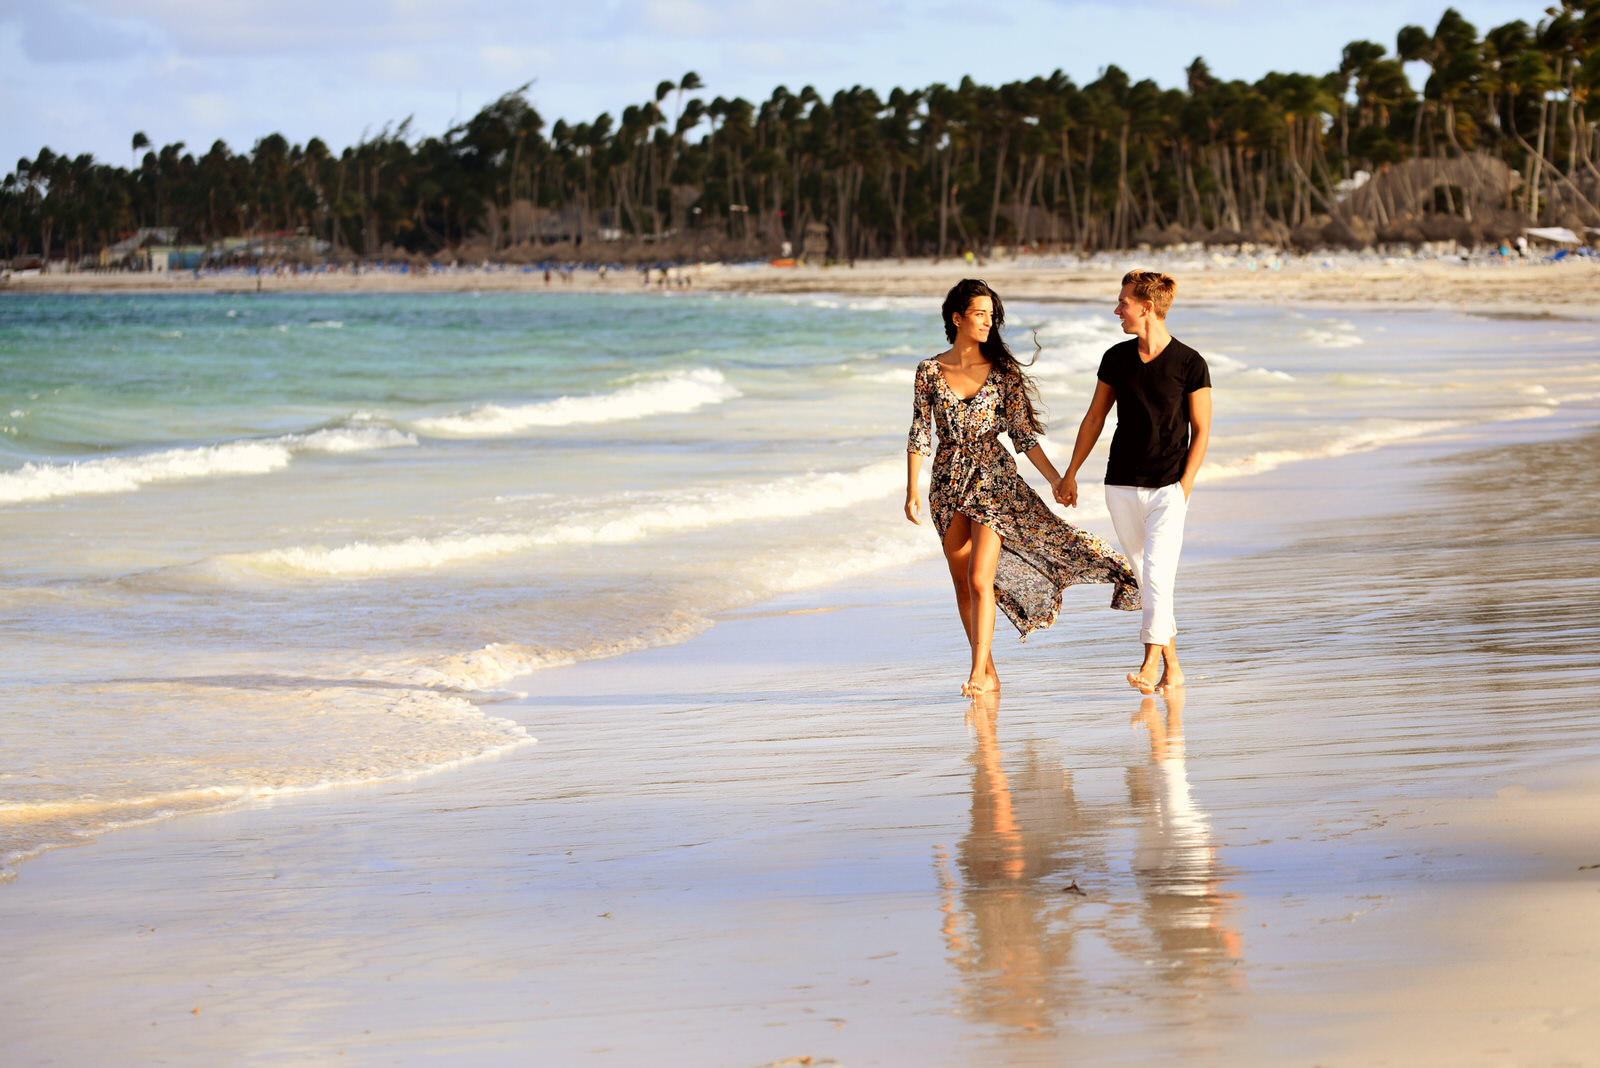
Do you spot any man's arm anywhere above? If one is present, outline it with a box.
[1055,381,1116,508]
[1179,386,1211,500]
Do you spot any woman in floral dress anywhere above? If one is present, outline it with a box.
[905,279,1139,697]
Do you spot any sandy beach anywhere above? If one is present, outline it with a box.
[7,252,1600,314]
[4,275,1600,1065]
[6,398,1600,1064]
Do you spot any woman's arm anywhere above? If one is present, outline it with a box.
[1021,444,1062,494]
[1179,386,1212,500]
[1055,381,1116,508]
[906,362,933,525]
[905,450,923,524]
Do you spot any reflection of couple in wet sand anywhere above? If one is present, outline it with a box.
[905,272,1211,695]
[937,690,1241,1034]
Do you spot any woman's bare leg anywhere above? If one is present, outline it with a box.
[943,514,998,694]
[963,520,1002,696]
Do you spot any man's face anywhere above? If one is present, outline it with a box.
[1114,284,1152,333]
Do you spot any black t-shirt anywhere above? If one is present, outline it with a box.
[1097,336,1210,487]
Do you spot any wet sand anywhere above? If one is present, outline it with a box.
[7,254,1600,313]
[5,416,1600,1065]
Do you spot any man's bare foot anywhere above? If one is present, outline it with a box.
[1155,667,1185,692]
[1127,650,1160,693]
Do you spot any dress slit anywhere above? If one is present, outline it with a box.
[908,357,1140,639]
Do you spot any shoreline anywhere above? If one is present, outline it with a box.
[5,253,1600,313]
[5,410,1600,1063]
[6,571,1600,1065]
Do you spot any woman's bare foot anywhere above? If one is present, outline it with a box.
[962,672,997,697]
[963,654,1000,697]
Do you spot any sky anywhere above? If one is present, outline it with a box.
[0,0,1549,174]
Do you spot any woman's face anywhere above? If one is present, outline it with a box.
[953,296,994,346]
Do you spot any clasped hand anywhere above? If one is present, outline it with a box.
[1052,474,1078,509]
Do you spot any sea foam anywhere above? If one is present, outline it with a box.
[0,425,416,505]
[1201,419,1463,480]
[232,458,906,576]
[412,368,738,436]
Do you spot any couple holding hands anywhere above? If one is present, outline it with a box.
[905,271,1212,697]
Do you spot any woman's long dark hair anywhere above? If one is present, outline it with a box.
[941,278,1045,435]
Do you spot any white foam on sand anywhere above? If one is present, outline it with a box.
[382,613,716,694]
[411,368,739,436]
[0,684,532,877]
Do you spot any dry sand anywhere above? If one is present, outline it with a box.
[6,253,1600,313]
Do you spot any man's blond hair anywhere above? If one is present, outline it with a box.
[1121,269,1177,319]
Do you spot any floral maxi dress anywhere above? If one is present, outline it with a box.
[908,357,1140,638]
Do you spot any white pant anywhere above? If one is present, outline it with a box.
[1105,483,1188,646]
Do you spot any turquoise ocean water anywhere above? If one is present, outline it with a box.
[2,288,1597,873]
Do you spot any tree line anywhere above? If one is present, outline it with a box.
[4,1,1599,267]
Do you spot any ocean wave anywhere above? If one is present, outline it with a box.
[1299,327,1364,348]
[1204,354,1295,382]
[1202,400,1562,483]
[412,368,738,436]
[1328,373,1403,388]
[286,426,415,453]
[846,364,914,385]
[1491,403,1559,420]
[1201,419,1462,480]
[0,685,531,877]
[757,527,938,597]
[1027,316,1125,376]
[230,459,906,576]
[386,613,715,692]
[1027,326,1293,386]
[0,425,416,505]
[825,296,928,313]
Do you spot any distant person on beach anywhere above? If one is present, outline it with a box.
[1056,270,1211,694]
[907,279,1139,698]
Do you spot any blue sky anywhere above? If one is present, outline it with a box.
[1,0,1547,172]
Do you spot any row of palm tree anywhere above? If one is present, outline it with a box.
[4,1,1598,266]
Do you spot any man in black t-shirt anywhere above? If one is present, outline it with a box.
[1055,270,1212,694]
